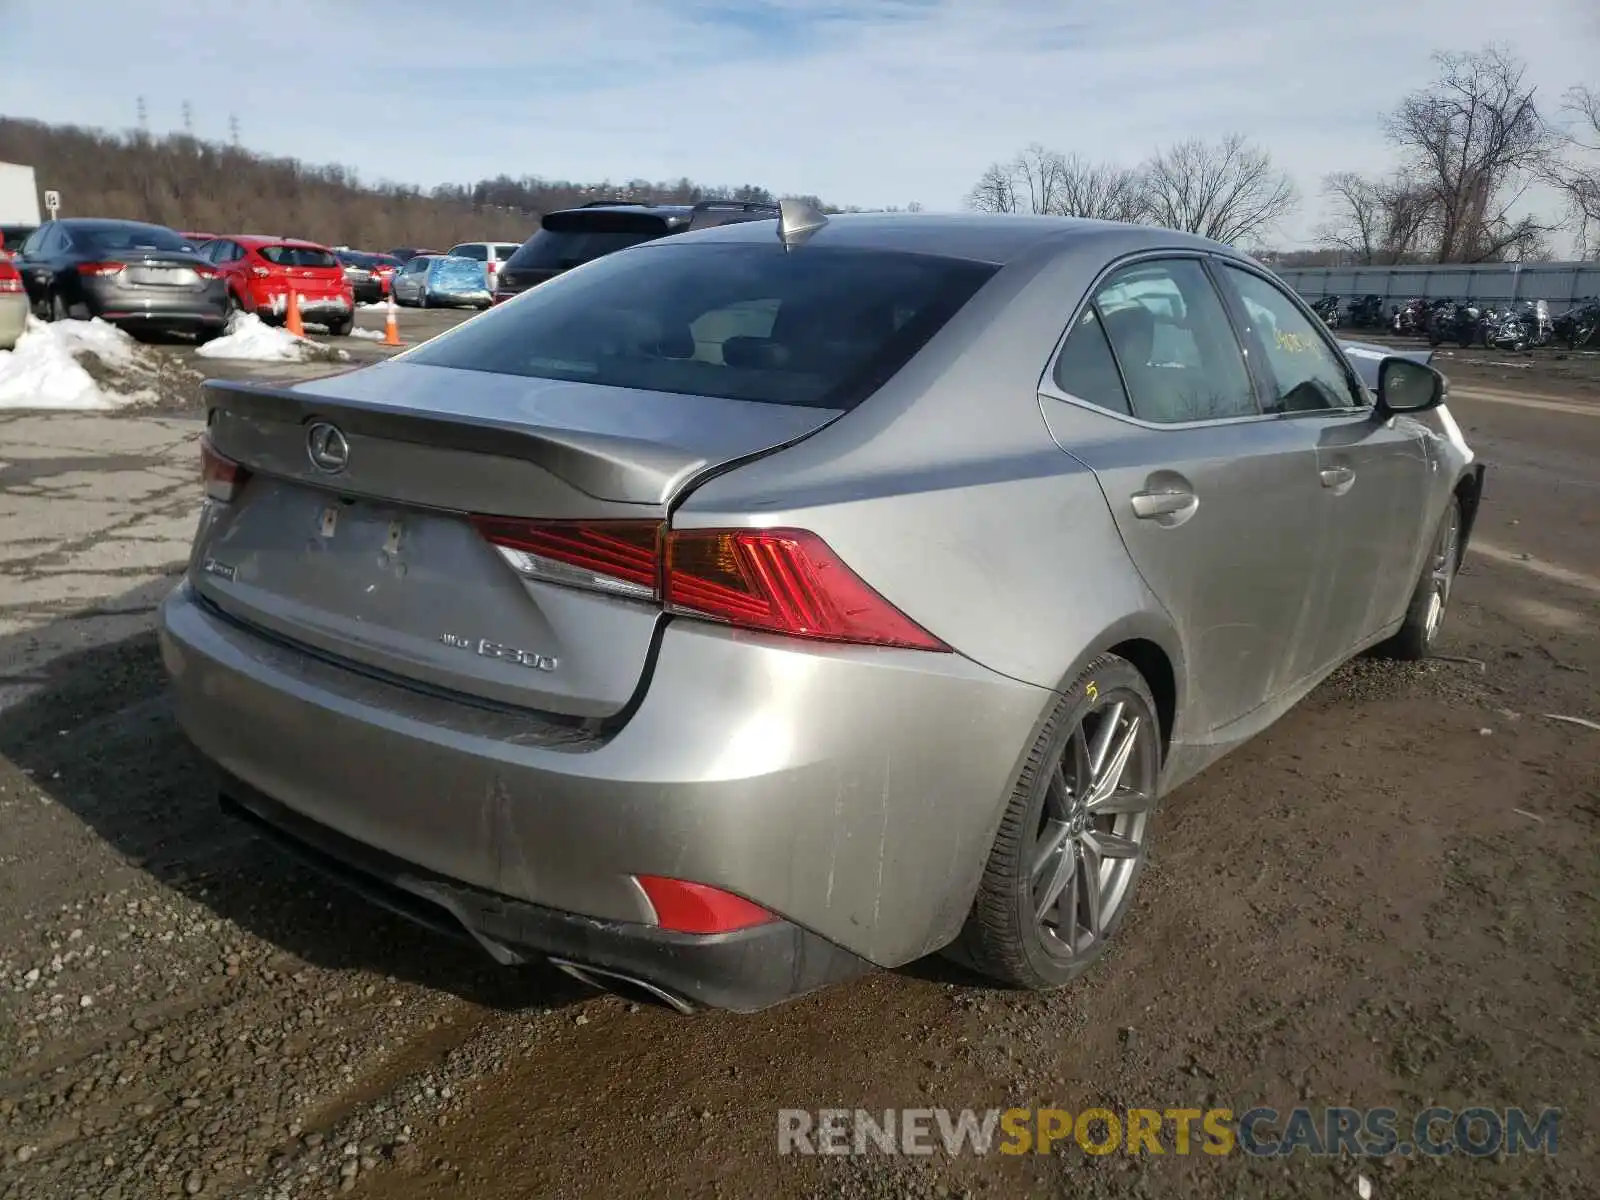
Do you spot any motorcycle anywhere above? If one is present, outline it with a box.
[1346,295,1386,330]
[1430,301,1486,348]
[1553,298,1599,350]
[1479,300,1551,353]
[1309,295,1341,328]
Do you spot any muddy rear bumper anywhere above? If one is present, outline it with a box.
[218,773,870,1012]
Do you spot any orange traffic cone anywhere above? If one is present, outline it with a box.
[382,291,404,347]
[284,287,304,337]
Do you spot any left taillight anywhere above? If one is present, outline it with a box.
[200,435,249,503]
[470,517,949,652]
[78,261,126,277]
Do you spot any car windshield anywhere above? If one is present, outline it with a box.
[504,228,665,271]
[76,224,191,253]
[406,242,997,410]
[258,245,339,268]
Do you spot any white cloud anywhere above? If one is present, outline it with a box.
[1,0,1595,246]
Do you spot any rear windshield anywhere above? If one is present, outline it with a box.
[406,243,997,410]
[258,245,339,268]
[505,228,664,271]
[75,224,190,253]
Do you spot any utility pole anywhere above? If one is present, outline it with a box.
[136,95,149,133]
[228,113,241,147]
[181,101,193,136]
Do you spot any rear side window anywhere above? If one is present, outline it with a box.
[494,244,520,258]
[258,245,338,268]
[1052,307,1132,416]
[407,243,997,410]
[1070,259,1257,424]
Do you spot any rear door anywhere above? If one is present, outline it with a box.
[1040,255,1326,731]
[1215,263,1431,672]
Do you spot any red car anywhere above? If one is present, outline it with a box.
[196,235,355,335]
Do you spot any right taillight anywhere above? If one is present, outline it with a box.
[0,271,20,294]
[471,518,948,652]
[200,435,250,503]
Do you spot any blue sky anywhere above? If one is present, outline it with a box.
[2,0,1595,246]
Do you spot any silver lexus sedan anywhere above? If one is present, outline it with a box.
[159,206,1485,1013]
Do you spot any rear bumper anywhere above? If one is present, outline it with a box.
[157,580,1047,974]
[87,278,228,326]
[0,293,25,349]
[219,773,871,1012]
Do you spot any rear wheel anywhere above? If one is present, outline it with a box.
[49,291,70,322]
[328,314,354,337]
[950,655,1161,990]
[1378,497,1463,661]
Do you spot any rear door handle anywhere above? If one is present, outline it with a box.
[1320,466,1355,489]
[1130,489,1197,520]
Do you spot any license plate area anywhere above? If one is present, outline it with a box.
[129,266,196,287]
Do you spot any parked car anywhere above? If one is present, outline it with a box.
[389,253,491,309]
[0,255,27,349]
[494,200,780,303]
[160,206,1484,1014]
[15,219,228,338]
[198,236,355,335]
[335,250,390,304]
[444,241,523,290]
[386,247,439,263]
[1,224,38,255]
[180,232,217,246]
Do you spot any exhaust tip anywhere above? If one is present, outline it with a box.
[547,957,697,1016]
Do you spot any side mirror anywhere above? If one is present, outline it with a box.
[1375,356,1446,416]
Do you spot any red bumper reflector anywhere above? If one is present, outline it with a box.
[635,875,778,934]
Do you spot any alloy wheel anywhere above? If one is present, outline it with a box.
[1424,503,1462,643]
[1029,694,1158,960]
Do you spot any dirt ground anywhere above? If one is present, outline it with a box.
[0,315,1596,1200]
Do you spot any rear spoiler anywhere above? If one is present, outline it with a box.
[202,377,711,507]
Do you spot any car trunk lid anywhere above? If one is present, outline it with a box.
[193,361,840,718]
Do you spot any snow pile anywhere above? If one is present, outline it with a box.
[348,327,385,341]
[0,317,157,411]
[195,312,349,364]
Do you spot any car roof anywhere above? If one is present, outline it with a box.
[58,218,177,233]
[227,235,332,248]
[677,211,1230,265]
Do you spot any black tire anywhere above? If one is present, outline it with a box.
[1377,497,1463,661]
[327,314,354,337]
[949,654,1162,991]
[48,291,70,322]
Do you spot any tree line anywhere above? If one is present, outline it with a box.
[0,116,864,251]
[966,46,1600,265]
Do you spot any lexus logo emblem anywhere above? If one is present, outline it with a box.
[305,422,350,473]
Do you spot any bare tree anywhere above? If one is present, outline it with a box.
[1384,46,1554,262]
[1054,154,1151,222]
[965,146,1149,221]
[1315,170,1439,264]
[965,161,1019,213]
[1141,134,1298,244]
[1541,85,1600,252]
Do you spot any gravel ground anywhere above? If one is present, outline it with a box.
[0,345,1596,1200]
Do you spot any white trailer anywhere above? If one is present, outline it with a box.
[0,162,42,226]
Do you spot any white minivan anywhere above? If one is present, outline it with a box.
[444,242,523,290]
